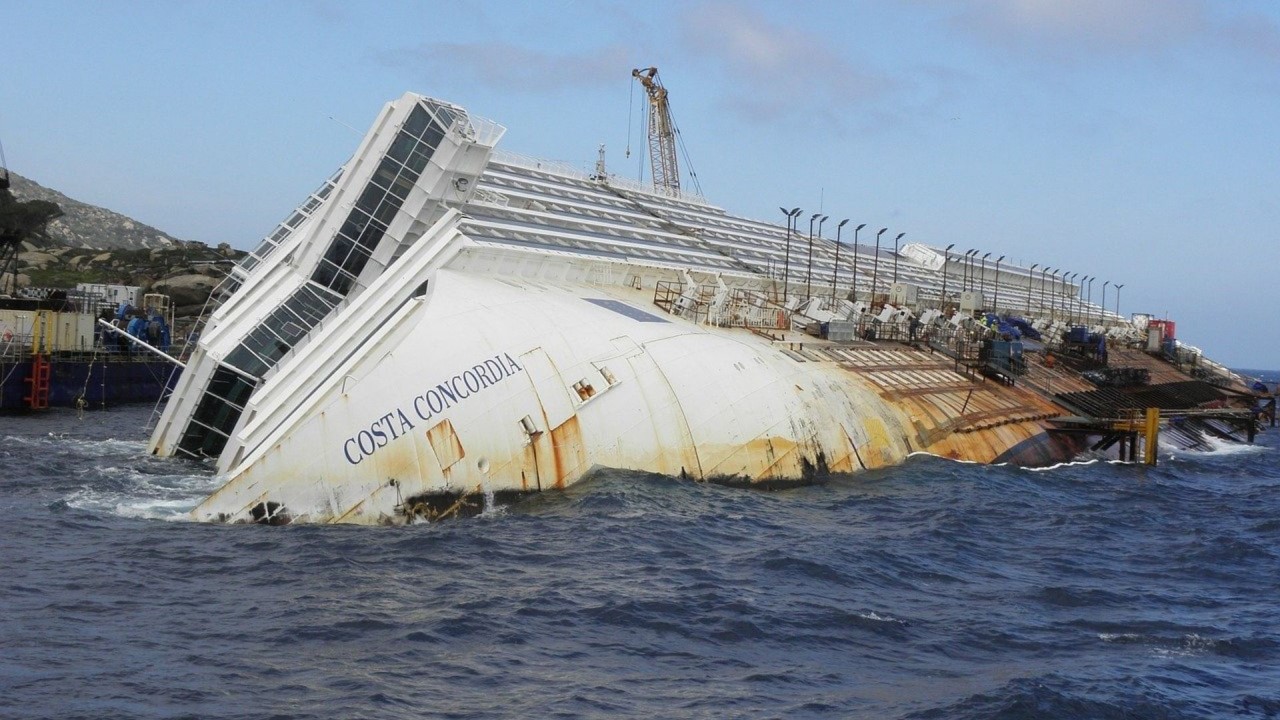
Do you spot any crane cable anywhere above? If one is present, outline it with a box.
[625,77,633,160]
[672,118,703,197]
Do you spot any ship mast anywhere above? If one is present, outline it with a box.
[632,67,680,196]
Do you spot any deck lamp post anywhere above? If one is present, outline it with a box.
[1114,283,1124,319]
[1086,277,1095,324]
[893,232,905,285]
[1027,264,1038,313]
[1078,274,1088,324]
[1101,280,1110,322]
[851,223,866,302]
[1073,273,1083,324]
[1081,276,1089,324]
[992,255,1005,312]
[1084,276,1094,324]
[806,213,823,300]
[1059,271,1071,321]
[872,228,887,306]
[832,219,849,301]
[979,252,992,299]
[1061,271,1070,321]
[1040,267,1052,315]
[963,249,977,291]
[778,207,800,302]
[1049,269,1060,320]
[940,243,955,310]
[1068,273,1079,323]
[815,215,828,298]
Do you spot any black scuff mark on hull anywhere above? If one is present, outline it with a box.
[248,501,291,526]
[400,489,534,522]
[703,451,832,491]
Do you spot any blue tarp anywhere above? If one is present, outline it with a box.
[983,313,1022,340]
[1003,316,1041,340]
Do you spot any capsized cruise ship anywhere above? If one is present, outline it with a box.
[147,89,1260,525]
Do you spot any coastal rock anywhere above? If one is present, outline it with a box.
[17,251,57,269]
[152,274,218,307]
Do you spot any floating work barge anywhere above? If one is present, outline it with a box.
[0,295,177,411]
[143,91,1265,525]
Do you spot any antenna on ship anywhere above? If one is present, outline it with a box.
[630,67,702,197]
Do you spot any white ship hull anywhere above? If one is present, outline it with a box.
[193,267,1066,524]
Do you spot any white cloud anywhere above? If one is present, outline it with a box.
[678,2,896,124]
[938,0,1280,62]
[378,41,633,92]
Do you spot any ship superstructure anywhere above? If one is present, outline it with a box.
[147,91,1260,525]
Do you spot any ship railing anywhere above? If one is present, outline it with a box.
[462,114,507,148]
[0,332,33,362]
[652,279,711,325]
[490,149,710,206]
[652,281,790,330]
[722,288,789,330]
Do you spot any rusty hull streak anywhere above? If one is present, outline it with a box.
[547,415,587,490]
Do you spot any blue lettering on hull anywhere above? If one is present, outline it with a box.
[343,352,525,465]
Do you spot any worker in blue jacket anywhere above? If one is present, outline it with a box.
[126,314,146,353]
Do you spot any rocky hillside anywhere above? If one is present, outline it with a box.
[4,173,249,315]
[15,244,246,316]
[8,172,182,250]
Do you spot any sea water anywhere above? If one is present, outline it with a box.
[2,403,1277,719]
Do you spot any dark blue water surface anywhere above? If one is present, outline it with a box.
[2,405,1278,719]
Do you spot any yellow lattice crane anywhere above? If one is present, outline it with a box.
[632,67,681,196]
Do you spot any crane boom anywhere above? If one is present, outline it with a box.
[632,67,680,196]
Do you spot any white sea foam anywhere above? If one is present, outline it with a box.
[1099,631,1220,658]
[859,611,904,624]
[64,465,223,522]
[1168,434,1271,457]
[1020,457,1113,473]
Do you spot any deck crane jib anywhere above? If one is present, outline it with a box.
[632,66,681,197]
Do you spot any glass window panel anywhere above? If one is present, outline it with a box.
[355,220,387,251]
[371,157,401,191]
[404,146,431,175]
[323,236,356,266]
[311,258,338,288]
[324,265,356,295]
[387,133,416,163]
[402,105,430,138]
[375,196,401,224]
[429,103,457,132]
[420,122,445,153]
[355,185,386,215]
[389,173,414,201]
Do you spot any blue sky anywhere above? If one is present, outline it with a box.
[3,0,1278,367]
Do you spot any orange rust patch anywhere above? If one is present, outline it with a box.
[425,419,465,471]
[548,415,587,490]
